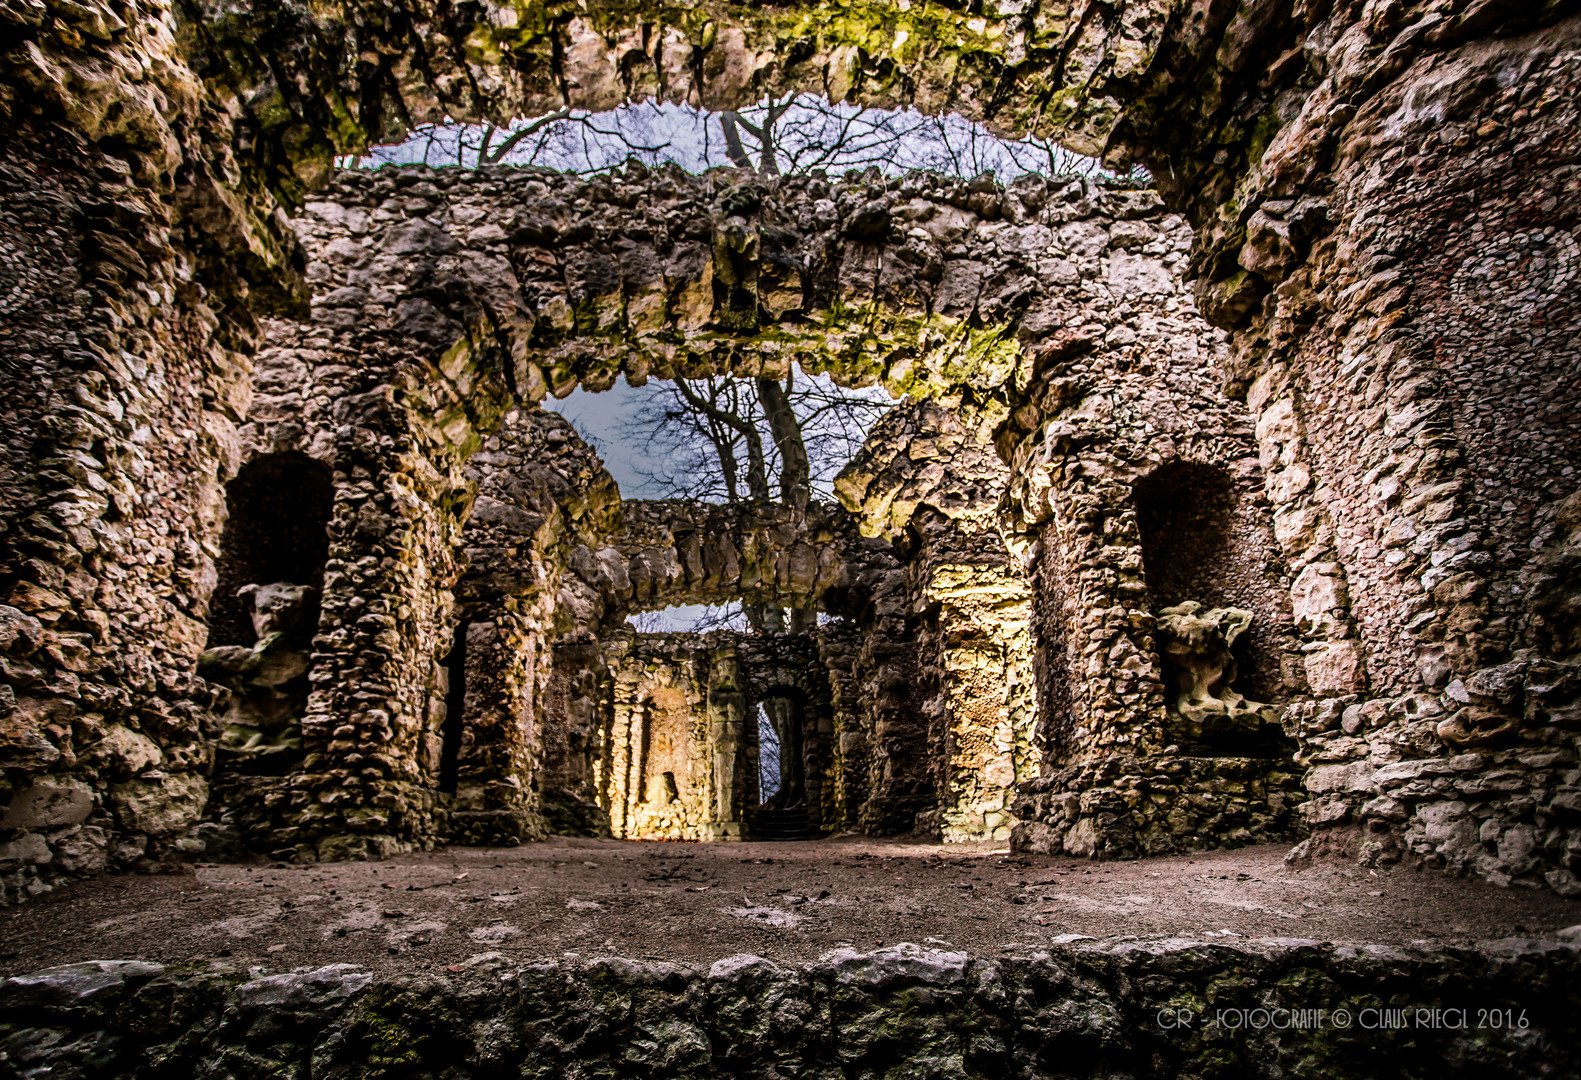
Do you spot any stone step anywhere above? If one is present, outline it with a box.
[753,806,816,841]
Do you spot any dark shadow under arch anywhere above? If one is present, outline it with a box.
[207,452,334,648]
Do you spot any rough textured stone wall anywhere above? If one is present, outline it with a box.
[4,940,1580,1079]
[592,629,851,840]
[277,162,1113,418]
[0,128,239,902]
[449,406,620,845]
[7,0,1581,899]
[599,631,744,841]
[840,399,1038,842]
[1206,18,1581,894]
[977,190,1306,861]
[214,297,514,862]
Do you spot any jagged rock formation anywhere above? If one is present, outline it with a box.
[1155,602,1280,741]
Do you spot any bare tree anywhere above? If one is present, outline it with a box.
[343,95,1146,184]
[624,369,888,635]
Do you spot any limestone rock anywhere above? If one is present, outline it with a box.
[0,781,93,830]
[109,774,209,837]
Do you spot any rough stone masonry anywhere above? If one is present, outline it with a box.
[2,0,1581,1070]
[1,0,1578,900]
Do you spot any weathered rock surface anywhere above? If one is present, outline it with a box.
[1,941,1578,1078]
[4,0,1580,911]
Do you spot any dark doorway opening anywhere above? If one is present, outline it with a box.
[438,619,469,796]
[756,691,805,809]
[206,452,333,648]
[753,687,814,840]
[199,453,334,788]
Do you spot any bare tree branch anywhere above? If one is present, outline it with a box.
[481,108,574,164]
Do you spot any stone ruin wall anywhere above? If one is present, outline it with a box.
[988,200,1309,859]
[1219,20,1581,891]
[143,162,1272,869]
[3,0,1580,904]
[0,123,243,895]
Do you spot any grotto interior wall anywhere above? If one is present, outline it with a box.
[4,0,1581,904]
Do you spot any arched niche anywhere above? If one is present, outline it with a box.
[206,452,334,649]
[198,452,335,840]
[1132,460,1291,753]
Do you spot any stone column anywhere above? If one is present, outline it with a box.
[286,416,469,861]
[928,557,1038,844]
[0,130,246,898]
[447,610,547,845]
[706,645,745,840]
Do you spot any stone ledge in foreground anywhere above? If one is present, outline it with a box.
[2,936,1579,1078]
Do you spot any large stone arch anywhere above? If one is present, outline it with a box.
[567,499,904,625]
[6,1,1581,895]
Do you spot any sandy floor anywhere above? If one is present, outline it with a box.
[4,838,1580,977]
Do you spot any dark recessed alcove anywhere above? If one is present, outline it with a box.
[206,453,334,648]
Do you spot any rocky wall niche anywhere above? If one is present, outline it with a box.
[204,454,334,650]
[197,454,334,852]
[1133,461,1294,755]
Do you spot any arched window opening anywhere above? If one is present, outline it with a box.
[756,703,782,806]
[1133,462,1287,755]
[199,453,333,779]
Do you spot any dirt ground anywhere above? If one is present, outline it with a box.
[5,838,1580,978]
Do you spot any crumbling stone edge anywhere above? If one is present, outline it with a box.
[2,937,1578,1078]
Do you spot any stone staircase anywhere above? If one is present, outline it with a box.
[753,805,817,841]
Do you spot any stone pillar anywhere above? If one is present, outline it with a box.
[1034,455,1171,767]
[287,421,468,861]
[447,610,547,845]
[706,645,745,840]
[816,622,864,833]
[928,558,1038,844]
[0,129,248,898]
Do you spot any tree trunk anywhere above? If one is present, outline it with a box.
[758,373,816,633]
[756,375,810,513]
